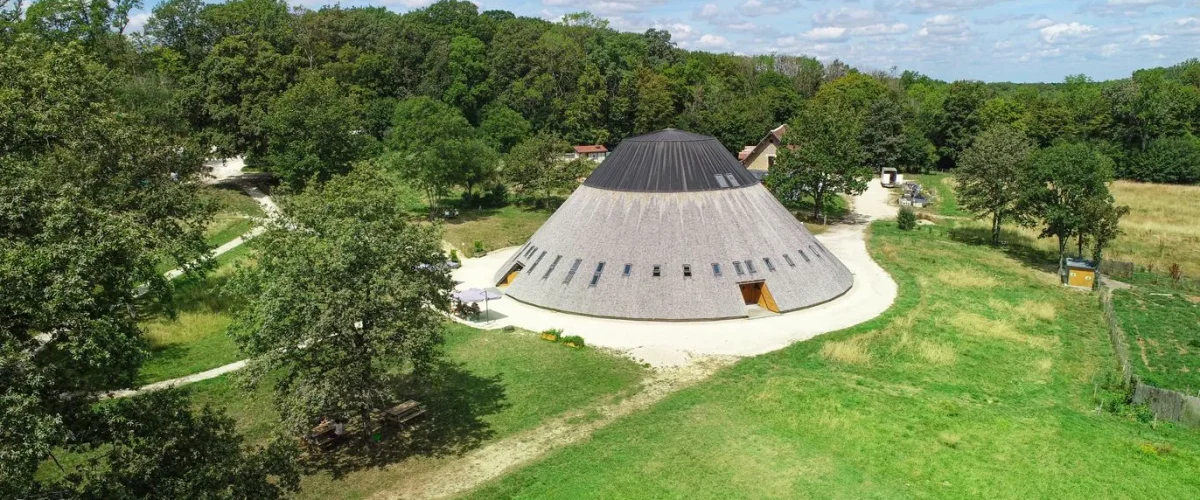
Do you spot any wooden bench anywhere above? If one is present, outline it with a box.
[383,400,427,426]
[306,421,345,450]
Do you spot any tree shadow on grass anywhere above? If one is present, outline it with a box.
[947,225,1060,275]
[300,357,509,479]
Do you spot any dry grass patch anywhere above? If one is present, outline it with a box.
[989,299,1058,323]
[950,312,1058,350]
[917,341,957,365]
[820,337,872,365]
[936,268,999,288]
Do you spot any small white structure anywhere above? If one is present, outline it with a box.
[880,168,904,188]
[564,145,608,163]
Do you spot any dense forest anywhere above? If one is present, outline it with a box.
[8,0,1200,188]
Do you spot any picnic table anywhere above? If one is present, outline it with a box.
[383,400,427,426]
[306,420,344,449]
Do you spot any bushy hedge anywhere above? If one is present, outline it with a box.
[1122,136,1200,184]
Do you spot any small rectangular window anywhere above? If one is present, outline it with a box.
[725,173,740,187]
[783,254,795,267]
[652,265,662,277]
[809,244,823,259]
[733,261,745,276]
[713,174,729,188]
[528,250,547,273]
[764,257,776,272]
[543,255,562,279]
[745,259,757,274]
[798,250,811,263]
[712,263,722,276]
[589,262,605,287]
[623,263,632,277]
[683,265,692,278]
[563,258,583,284]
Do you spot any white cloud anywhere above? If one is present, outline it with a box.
[812,7,886,27]
[1026,18,1055,30]
[1163,17,1200,36]
[803,26,849,42]
[851,23,909,36]
[125,11,151,33]
[1100,43,1120,57]
[1088,0,1180,17]
[696,3,720,19]
[739,0,799,18]
[1039,22,1095,43]
[917,14,973,44]
[697,34,731,49]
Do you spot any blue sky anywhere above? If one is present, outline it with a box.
[132,0,1200,82]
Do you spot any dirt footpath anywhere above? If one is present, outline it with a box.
[372,357,735,500]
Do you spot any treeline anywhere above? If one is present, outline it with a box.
[9,0,1200,190]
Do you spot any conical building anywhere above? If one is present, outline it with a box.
[492,129,853,321]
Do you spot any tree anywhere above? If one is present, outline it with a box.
[766,101,871,219]
[228,165,453,440]
[1086,199,1130,274]
[956,125,1035,245]
[1,38,288,497]
[1126,136,1200,184]
[505,133,577,205]
[479,104,532,154]
[634,67,674,133]
[1022,143,1116,278]
[387,97,484,207]
[939,80,991,167]
[859,98,906,174]
[263,76,373,190]
[62,391,299,499]
[196,33,299,159]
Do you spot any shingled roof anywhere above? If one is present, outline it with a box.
[583,129,759,193]
[494,128,852,321]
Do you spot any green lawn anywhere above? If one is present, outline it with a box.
[204,185,265,247]
[183,322,647,499]
[442,205,554,257]
[138,244,256,384]
[465,222,1200,499]
[1114,285,1200,393]
[910,173,968,218]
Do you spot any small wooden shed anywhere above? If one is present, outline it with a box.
[1064,258,1097,289]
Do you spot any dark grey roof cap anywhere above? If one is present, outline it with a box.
[583,129,760,193]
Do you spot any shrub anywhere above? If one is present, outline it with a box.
[472,240,486,255]
[1124,136,1200,184]
[897,206,917,231]
[561,335,585,347]
[449,249,460,264]
[540,328,562,341]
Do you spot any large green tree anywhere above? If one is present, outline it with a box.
[0,38,293,497]
[505,133,578,205]
[1021,143,1116,278]
[228,165,453,439]
[767,101,871,219]
[956,125,1036,245]
[263,75,373,190]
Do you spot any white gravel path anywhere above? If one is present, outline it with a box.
[450,179,900,367]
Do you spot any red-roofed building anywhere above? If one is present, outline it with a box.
[566,145,609,163]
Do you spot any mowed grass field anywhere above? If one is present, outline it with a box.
[909,173,968,218]
[442,205,553,257]
[138,244,256,384]
[184,322,646,500]
[1113,285,1200,393]
[465,222,1200,499]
